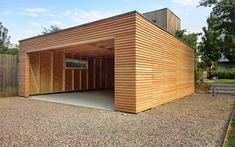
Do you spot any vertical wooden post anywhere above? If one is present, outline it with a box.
[38,52,41,93]
[86,57,89,89]
[94,58,96,89]
[100,58,102,89]
[72,70,75,91]
[51,52,54,92]
[79,56,82,90]
[62,53,66,91]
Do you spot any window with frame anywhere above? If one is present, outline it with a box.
[66,59,88,69]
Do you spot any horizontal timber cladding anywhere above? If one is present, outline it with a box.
[20,11,194,113]
[19,12,136,112]
[135,13,194,113]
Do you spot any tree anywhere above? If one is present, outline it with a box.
[199,15,222,64]
[175,29,201,49]
[0,22,18,55]
[42,25,61,35]
[199,0,235,62]
[199,16,222,79]
[0,22,11,48]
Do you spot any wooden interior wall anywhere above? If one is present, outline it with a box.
[64,55,114,92]
[95,58,102,89]
[29,52,65,95]
[19,12,136,112]
[53,52,65,92]
[29,51,114,95]
[88,57,95,89]
[40,51,53,94]
[65,69,73,91]
[74,69,81,91]
[103,58,114,88]
[135,13,194,113]
[29,52,40,94]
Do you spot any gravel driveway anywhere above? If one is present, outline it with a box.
[0,94,234,146]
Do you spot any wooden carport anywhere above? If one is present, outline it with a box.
[19,11,194,113]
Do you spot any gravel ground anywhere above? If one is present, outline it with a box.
[0,94,234,147]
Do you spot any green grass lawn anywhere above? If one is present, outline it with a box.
[226,106,235,147]
[214,79,235,84]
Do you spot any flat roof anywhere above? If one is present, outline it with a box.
[19,10,194,50]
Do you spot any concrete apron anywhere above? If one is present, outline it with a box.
[30,90,114,111]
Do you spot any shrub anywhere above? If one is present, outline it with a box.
[195,68,203,85]
[215,67,235,79]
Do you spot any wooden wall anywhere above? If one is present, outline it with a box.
[20,11,194,113]
[29,51,65,95]
[53,52,65,92]
[64,55,114,92]
[135,13,194,113]
[28,51,114,95]
[19,11,136,112]
[0,54,18,97]
[40,51,53,93]
[29,52,40,94]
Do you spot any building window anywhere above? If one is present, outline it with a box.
[66,59,88,69]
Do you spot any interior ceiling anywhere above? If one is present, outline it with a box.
[52,39,114,57]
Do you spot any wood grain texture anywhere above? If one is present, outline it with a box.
[29,52,40,94]
[135,13,194,113]
[19,11,194,113]
[40,51,53,94]
[65,69,73,91]
[0,54,18,97]
[53,52,65,92]
[74,69,81,91]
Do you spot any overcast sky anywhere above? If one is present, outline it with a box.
[0,0,211,44]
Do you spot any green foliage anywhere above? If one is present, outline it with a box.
[175,29,201,49]
[0,47,19,55]
[199,0,235,62]
[0,22,11,48]
[195,67,203,85]
[42,25,61,35]
[0,22,18,55]
[226,105,235,147]
[214,79,235,84]
[215,67,235,79]
[199,16,222,65]
[195,62,207,85]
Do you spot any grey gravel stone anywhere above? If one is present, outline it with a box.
[0,94,234,146]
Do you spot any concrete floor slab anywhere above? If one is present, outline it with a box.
[30,90,114,111]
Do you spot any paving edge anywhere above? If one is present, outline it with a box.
[223,104,235,147]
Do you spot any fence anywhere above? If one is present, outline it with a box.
[0,54,18,97]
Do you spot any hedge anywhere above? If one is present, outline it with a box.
[215,68,235,79]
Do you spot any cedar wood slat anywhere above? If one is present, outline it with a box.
[19,11,194,113]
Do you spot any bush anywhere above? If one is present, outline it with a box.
[195,68,203,85]
[215,67,235,79]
